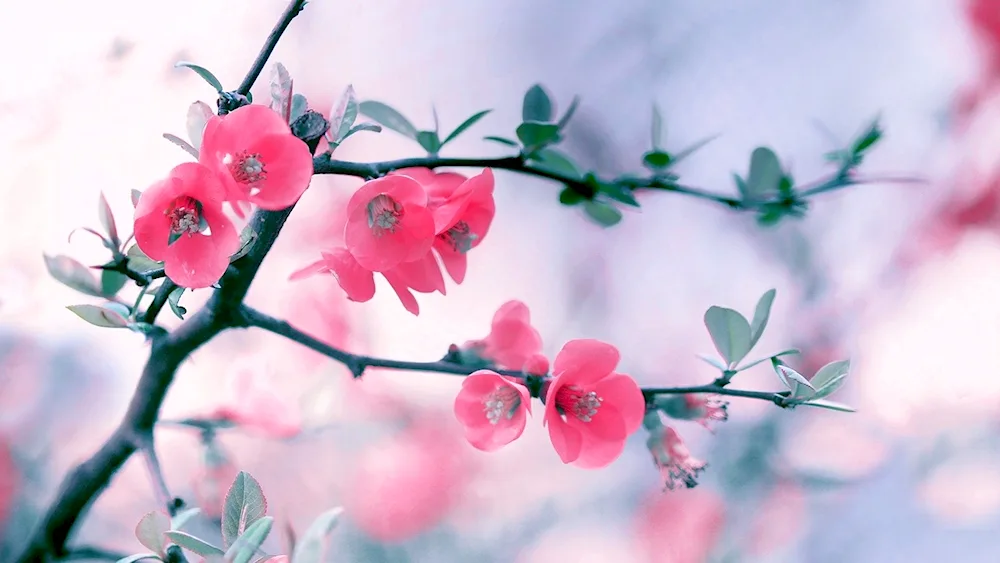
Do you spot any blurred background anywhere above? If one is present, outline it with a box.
[2,0,1000,561]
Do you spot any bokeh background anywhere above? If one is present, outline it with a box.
[2,0,1000,561]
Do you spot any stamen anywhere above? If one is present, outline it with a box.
[555,385,603,423]
[227,151,267,186]
[366,194,404,235]
[483,385,522,425]
[440,220,477,253]
[164,196,205,240]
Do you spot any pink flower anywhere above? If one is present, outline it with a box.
[199,104,314,212]
[290,247,443,315]
[393,168,496,283]
[633,487,725,563]
[191,442,239,520]
[657,394,728,430]
[543,339,645,468]
[133,162,240,289]
[210,368,302,439]
[344,174,435,272]
[454,370,532,452]
[647,425,707,490]
[747,480,807,556]
[343,416,470,542]
[465,300,544,370]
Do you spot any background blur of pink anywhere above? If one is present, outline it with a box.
[2,0,1000,561]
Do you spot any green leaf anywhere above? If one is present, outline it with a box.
[44,254,103,297]
[596,181,639,207]
[171,507,201,531]
[643,151,671,170]
[516,122,561,149]
[796,398,856,412]
[557,96,580,129]
[748,289,776,349]
[671,134,720,167]
[135,511,170,558]
[558,187,587,205]
[651,104,664,149]
[582,200,622,227]
[696,354,728,371]
[442,109,492,145]
[186,101,215,152]
[737,349,799,371]
[522,84,553,122]
[703,306,753,367]
[67,304,130,328]
[97,192,119,247]
[358,101,419,139]
[744,147,783,200]
[269,62,294,123]
[131,189,142,207]
[162,531,224,557]
[101,270,128,297]
[126,244,163,274]
[229,226,257,263]
[222,471,268,548]
[529,147,583,180]
[416,130,441,155]
[114,554,162,563]
[174,61,223,92]
[810,360,850,398]
[852,117,882,154]
[289,94,308,123]
[291,507,344,563]
[162,133,199,159]
[167,286,186,319]
[225,516,273,563]
[776,365,816,400]
[327,85,358,143]
[484,136,518,147]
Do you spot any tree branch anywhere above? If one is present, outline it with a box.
[236,0,308,96]
[14,2,312,561]
[239,305,788,404]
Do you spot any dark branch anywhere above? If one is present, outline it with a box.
[240,305,788,404]
[236,0,308,96]
[143,279,177,324]
[59,545,129,561]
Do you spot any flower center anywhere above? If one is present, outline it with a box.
[483,385,522,425]
[439,220,478,253]
[164,196,209,244]
[366,194,404,235]
[226,151,267,187]
[555,385,603,423]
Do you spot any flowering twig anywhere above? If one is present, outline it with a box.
[239,305,788,404]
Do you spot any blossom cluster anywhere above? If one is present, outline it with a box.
[134,105,314,288]
[291,168,496,315]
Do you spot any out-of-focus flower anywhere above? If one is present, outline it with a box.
[543,339,645,468]
[646,422,707,490]
[0,437,17,529]
[342,415,470,542]
[656,394,728,430]
[454,370,532,452]
[191,441,240,520]
[747,479,807,557]
[463,300,544,370]
[633,487,725,563]
[210,368,303,439]
[199,104,314,212]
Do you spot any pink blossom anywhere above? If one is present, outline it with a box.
[647,425,707,490]
[747,480,807,556]
[633,487,725,563]
[393,168,496,283]
[343,416,470,542]
[289,247,444,315]
[454,370,532,452]
[543,339,645,468]
[465,300,544,370]
[199,104,314,212]
[522,353,550,376]
[191,444,240,520]
[133,162,240,289]
[210,368,302,439]
[344,174,435,271]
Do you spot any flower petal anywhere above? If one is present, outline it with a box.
[323,248,376,301]
[390,252,446,294]
[572,433,628,469]
[161,205,239,289]
[553,339,620,385]
[546,413,583,464]
[594,373,646,434]
[383,270,420,315]
[433,240,468,284]
[289,258,330,281]
[245,133,313,210]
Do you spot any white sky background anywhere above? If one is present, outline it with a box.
[2,0,999,560]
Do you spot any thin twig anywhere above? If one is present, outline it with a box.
[136,433,178,516]
[236,0,309,95]
[143,279,177,324]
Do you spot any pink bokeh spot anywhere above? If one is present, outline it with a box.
[454,370,532,452]
[344,174,435,272]
[0,438,17,529]
[465,300,544,370]
[199,104,314,211]
[543,339,645,468]
[209,368,303,439]
[634,487,725,563]
[133,162,240,289]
